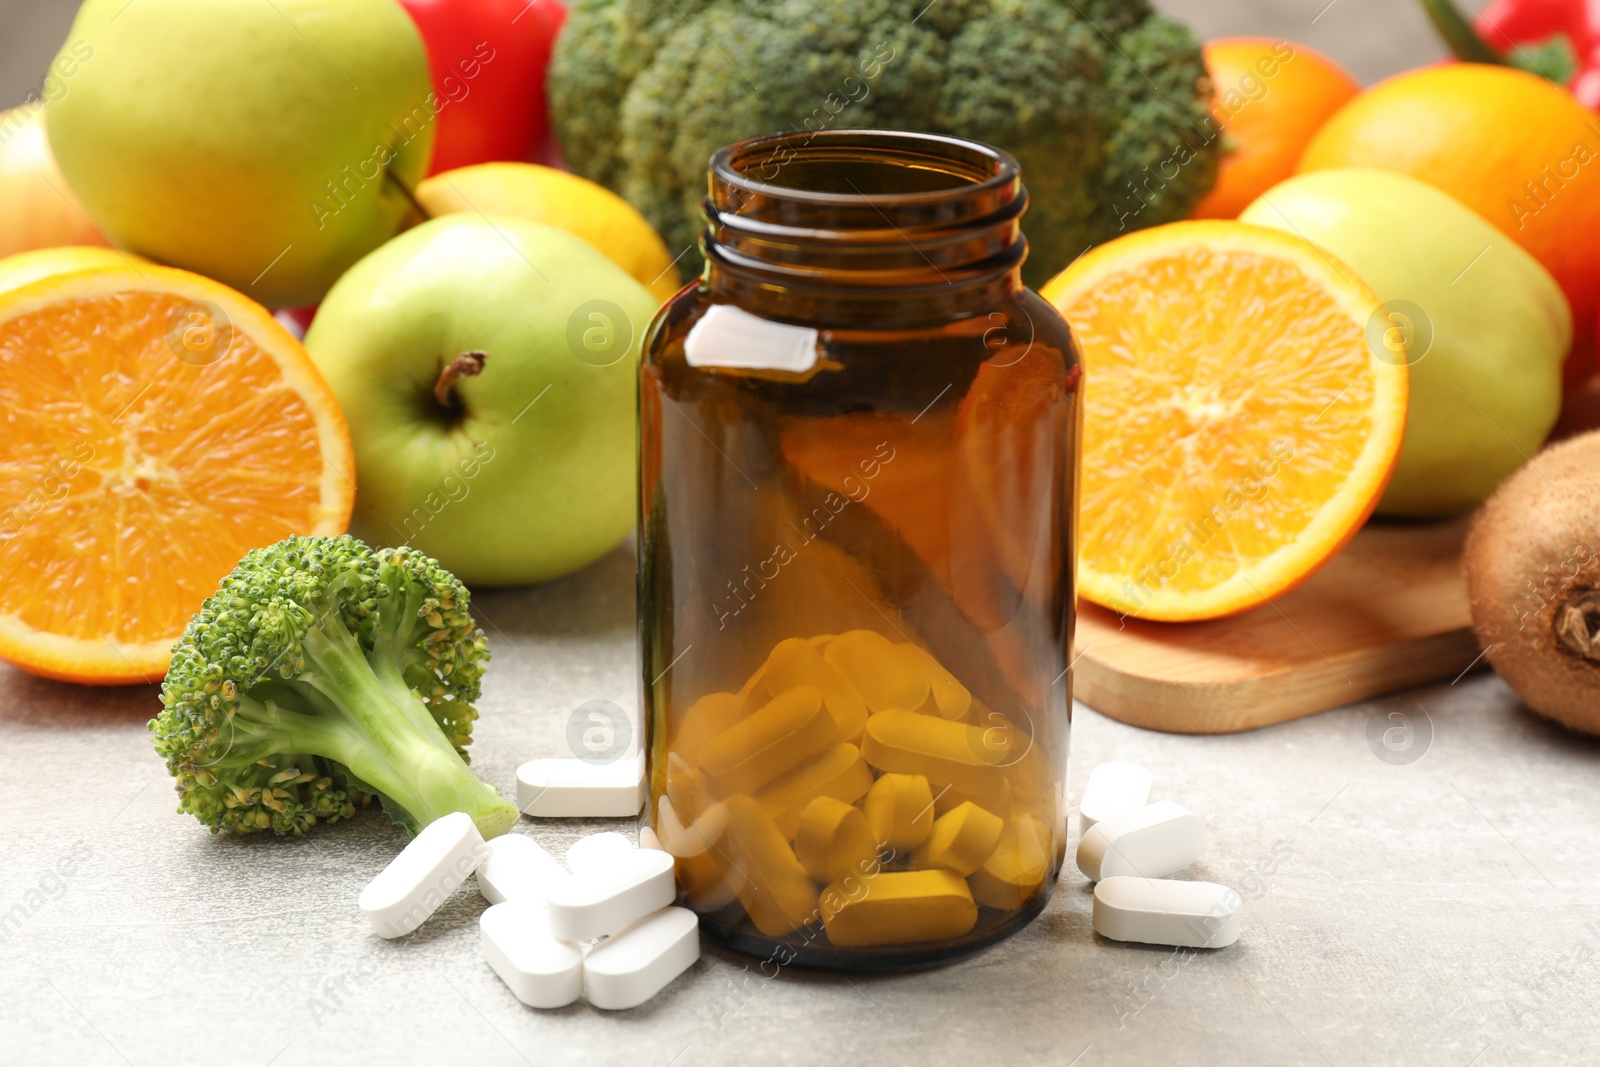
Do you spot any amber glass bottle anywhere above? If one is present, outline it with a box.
[638,129,1081,970]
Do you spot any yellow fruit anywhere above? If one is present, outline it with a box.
[415,163,683,304]
[0,106,111,257]
[1039,220,1407,621]
[0,245,147,294]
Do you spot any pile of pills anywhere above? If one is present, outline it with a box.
[654,629,1059,948]
[358,816,699,1010]
[352,744,1239,1013]
[1075,762,1242,949]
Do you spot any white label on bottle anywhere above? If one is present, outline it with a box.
[683,304,820,373]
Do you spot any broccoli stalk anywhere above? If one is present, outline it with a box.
[152,536,518,839]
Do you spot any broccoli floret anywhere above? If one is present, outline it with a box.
[151,535,517,839]
[549,0,1218,286]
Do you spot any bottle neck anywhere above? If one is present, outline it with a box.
[699,129,1030,325]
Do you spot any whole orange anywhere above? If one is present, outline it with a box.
[1190,38,1359,220]
[1300,64,1600,368]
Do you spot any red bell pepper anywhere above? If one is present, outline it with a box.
[1421,0,1600,107]
[397,0,568,175]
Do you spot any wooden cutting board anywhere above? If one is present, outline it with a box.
[1072,516,1483,734]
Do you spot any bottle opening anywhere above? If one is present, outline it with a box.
[757,155,979,196]
[704,129,1028,293]
[721,131,1012,198]
[710,129,1021,225]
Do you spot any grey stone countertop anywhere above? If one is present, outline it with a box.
[2,542,1598,1066]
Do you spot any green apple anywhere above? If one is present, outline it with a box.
[45,0,434,309]
[1241,168,1570,516]
[304,214,655,586]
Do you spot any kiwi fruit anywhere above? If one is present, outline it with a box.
[1464,429,1600,734]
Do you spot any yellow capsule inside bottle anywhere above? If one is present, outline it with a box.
[821,870,979,948]
[702,685,834,795]
[861,772,935,855]
[795,796,879,885]
[911,801,1005,877]
[723,795,819,936]
[751,742,872,838]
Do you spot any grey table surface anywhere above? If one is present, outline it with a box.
[3,540,1599,1067]
[5,1,1596,1065]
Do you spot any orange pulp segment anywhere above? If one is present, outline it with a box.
[1039,220,1406,621]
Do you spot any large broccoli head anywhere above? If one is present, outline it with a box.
[550,0,1218,286]
[151,535,516,838]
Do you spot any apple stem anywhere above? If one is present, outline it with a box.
[434,351,488,411]
[1555,589,1600,662]
[386,168,432,222]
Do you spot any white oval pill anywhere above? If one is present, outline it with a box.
[546,847,676,942]
[477,833,570,906]
[584,906,700,1010]
[517,754,645,817]
[1076,800,1204,883]
[639,826,663,851]
[359,812,487,939]
[566,831,636,874]
[1078,762,1153,834]
[479,900,585,1008]
[1093,876,1241,948]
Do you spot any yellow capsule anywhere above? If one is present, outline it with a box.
[824,630,930,713]
[737,657,770,714]
[794,796,879,885]
[736,638,792,710]
[703,685,835,795]
[968,814,1052,910]
[736,635,834,714]
[911,801,1004,877]
[820,870,978,947]
[677,839,743,911]
[861,772,935,854]
[902,645,972,721]
[654,794,728,858]
[751,743,873,838]
[761,637,868,745]
[861,710,1012,792]
[665,752,716,824]
[724,795,820,936]
[672,691,742,766]
[932,776,1011,817]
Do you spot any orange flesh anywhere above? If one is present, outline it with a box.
[1050,237,1398,616]
[0,290,338,655]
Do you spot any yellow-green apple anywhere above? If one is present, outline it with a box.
[45,0,435,309]
[0,106,109,257]
[304,214,655,585]
[1241,168,1569,516]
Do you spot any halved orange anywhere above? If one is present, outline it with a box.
[0,264,354,683]
[1039,220,1407,621]
[0,245,148,294]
